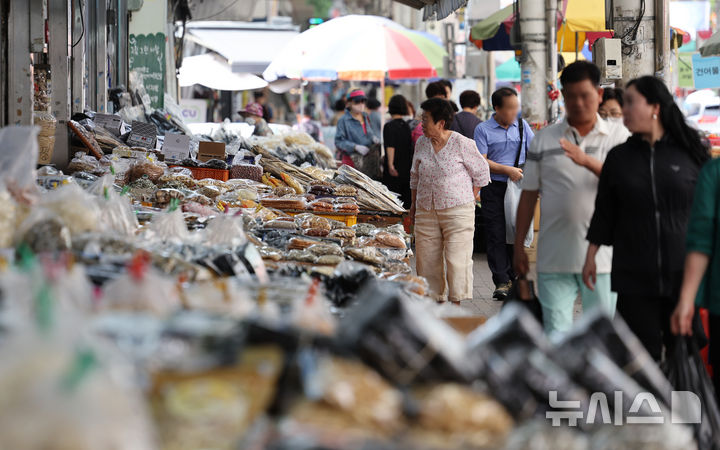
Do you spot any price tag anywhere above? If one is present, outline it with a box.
[161,134,190,161]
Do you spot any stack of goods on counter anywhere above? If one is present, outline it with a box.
[2,125,700,449]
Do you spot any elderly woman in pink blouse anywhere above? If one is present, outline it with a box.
[410,98,491,303]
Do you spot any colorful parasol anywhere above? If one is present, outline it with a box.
[263,15,446,82]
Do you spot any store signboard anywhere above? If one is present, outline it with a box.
[679,53,695,88]
[129,32,166,109]
[692,53,720,89]
[179,99,208,124]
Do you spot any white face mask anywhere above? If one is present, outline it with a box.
[608,117,624,125]
[350,103,365,114]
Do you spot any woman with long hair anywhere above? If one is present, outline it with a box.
[583,75,709,360]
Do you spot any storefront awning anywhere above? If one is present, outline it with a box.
[186,21,299,74]
[178,53,268,91]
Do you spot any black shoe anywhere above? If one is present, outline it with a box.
[492,281,512,300]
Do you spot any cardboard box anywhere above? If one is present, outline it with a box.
[197,141,226,162]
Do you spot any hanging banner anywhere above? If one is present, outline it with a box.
[692,53,720,89]
[129,32,166,109]
[679,53,695,88]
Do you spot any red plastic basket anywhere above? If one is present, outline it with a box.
[170,165,229,181]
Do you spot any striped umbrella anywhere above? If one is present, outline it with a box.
[263,15,446,82]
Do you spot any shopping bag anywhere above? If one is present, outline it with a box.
[504,180,533,247]
[350,143,382,181]
[501,277,543,324]
[662,336,720,450]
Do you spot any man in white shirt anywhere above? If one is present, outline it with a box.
[513,61,631,335]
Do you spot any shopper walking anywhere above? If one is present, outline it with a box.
[474,87,534,299]
[383,94,414,208]
[335,89,380,169]
[450,90,482,139]
[599,87,624,121]
[410,98,490,303]
[583,76,709,360]
[514,61,630,335]
[671,157,720,393]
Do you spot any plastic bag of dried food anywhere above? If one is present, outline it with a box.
[0,185,18,247]
[149,201,190,244]
[0,126,40,195]
[128,160,164,183]
[197,185,222,199]
[154,188,186,206]
[14,208,72,253]
[292,279,337,335]
[374,231,407,249]
[39,183,100,235]
[298,214,331,232]
[89,176,139,237]
[0,251,95,320]
[67,152,105,176]
[352,223,376,237]
[0,328,156,450]
[231,163,263,182]
[203,215,247,249]
[409,383,514,449]
[307,243,344,257]
[387,273,429,296]
[102,251,181,316]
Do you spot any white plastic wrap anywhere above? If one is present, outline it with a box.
[0,126,40,197]
[148,206,190,244]
[102,255,181,316]
[0,185,18,247]
[40,183,100,235]
[0,329,156,450]
[203,215,247,249]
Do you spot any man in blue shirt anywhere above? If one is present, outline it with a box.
[474,87,534,299]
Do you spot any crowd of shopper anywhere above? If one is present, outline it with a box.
[238,66,720,375]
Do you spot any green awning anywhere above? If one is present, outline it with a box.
[470,4,513,41]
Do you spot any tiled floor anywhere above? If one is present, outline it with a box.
[456,253,582,320]
[415,252,582,320]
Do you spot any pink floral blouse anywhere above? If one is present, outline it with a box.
[410,132,490,211]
